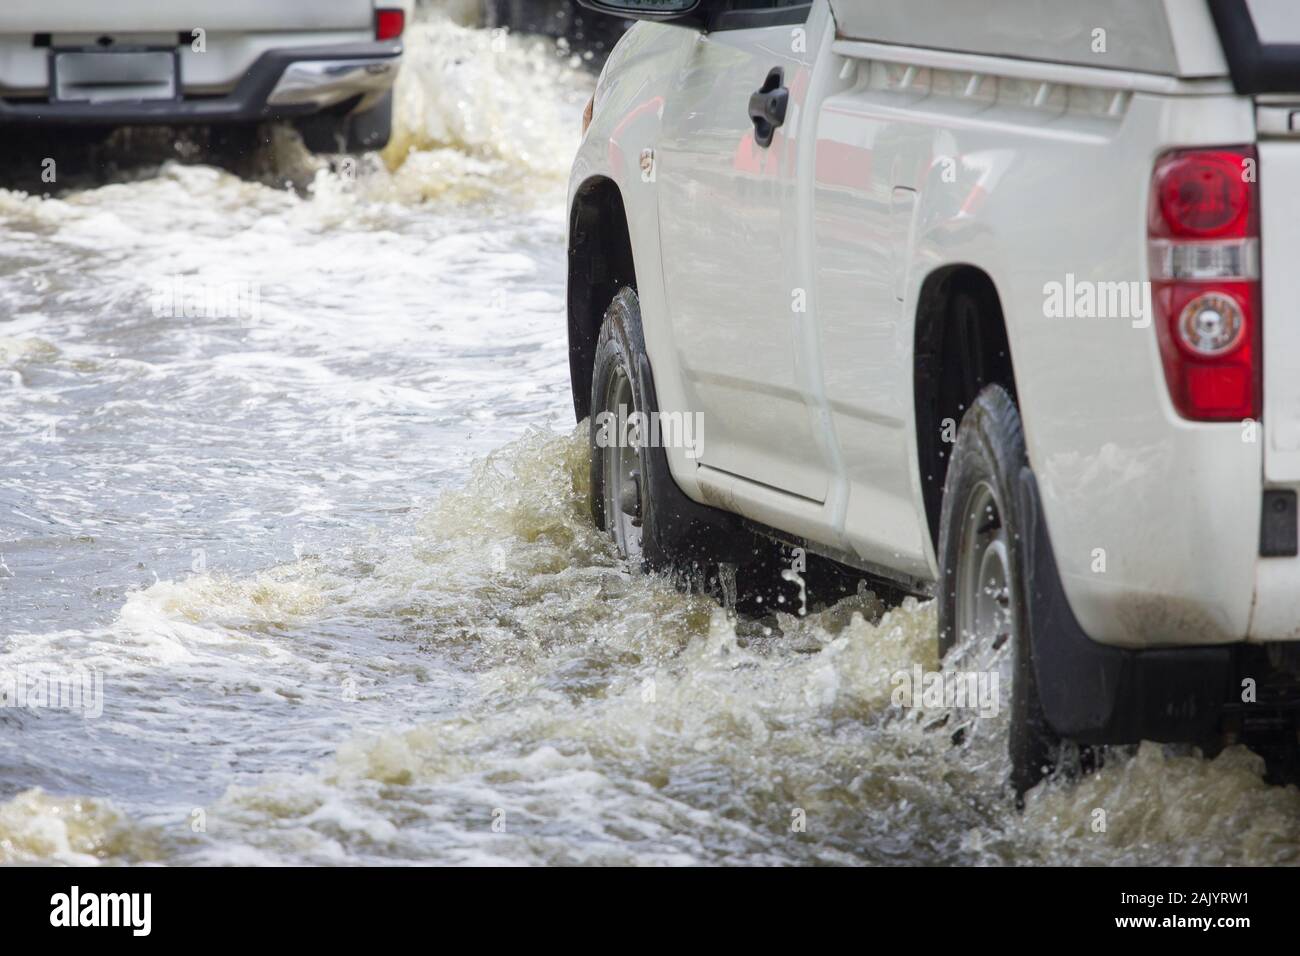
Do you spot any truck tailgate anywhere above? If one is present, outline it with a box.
[1260,142,1300,482]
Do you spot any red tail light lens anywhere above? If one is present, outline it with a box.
[375,9,405,41]
[1149,147,1260,421]
[1154,151,1253,238]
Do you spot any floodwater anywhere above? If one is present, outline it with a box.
[1,12,1297,866]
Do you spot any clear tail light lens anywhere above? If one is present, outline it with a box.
[1149,148,1260,421]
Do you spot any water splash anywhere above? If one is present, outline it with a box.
[1,9,1297,868]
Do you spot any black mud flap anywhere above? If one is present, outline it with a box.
[1017,467,1234,745]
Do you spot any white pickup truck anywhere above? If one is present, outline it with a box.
[568,0,1300,791]
[0,0,409,153]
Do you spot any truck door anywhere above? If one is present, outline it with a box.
[654,1,829,502]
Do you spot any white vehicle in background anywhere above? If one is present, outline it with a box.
[568,0,1300,792]
[0,0,410,153]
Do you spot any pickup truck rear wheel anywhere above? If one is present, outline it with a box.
[296,93,393,154]
[938,384,1059,798]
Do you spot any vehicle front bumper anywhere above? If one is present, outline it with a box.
[0,40,401,124]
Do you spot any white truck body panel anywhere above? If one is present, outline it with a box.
[571,0,1300,648]
[1256,137,1300,640]
[1260,143,1300,487]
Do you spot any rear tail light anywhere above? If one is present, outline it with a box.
[1149,147,1260,421]
[375,8,405,41]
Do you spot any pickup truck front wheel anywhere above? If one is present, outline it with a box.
[588,287,743,573]
[938,385,1059,797]
[589,288,683,568]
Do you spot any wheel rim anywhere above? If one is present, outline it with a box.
[950,479,1017,772]
[601,364,643,561]
[956,480,1013,650]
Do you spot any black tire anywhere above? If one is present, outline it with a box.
[345,92,393,153]
[588,287,747,573]
[937,384,1059,797]
[208,123,266,160]
[296,94,392,155]
[207,123,271,176]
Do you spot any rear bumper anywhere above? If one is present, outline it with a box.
[0,40,400,124]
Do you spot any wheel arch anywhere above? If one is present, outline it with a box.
[568,174,637,422]
[913,263,1020,552]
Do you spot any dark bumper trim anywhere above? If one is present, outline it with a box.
[0,40,401,125]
